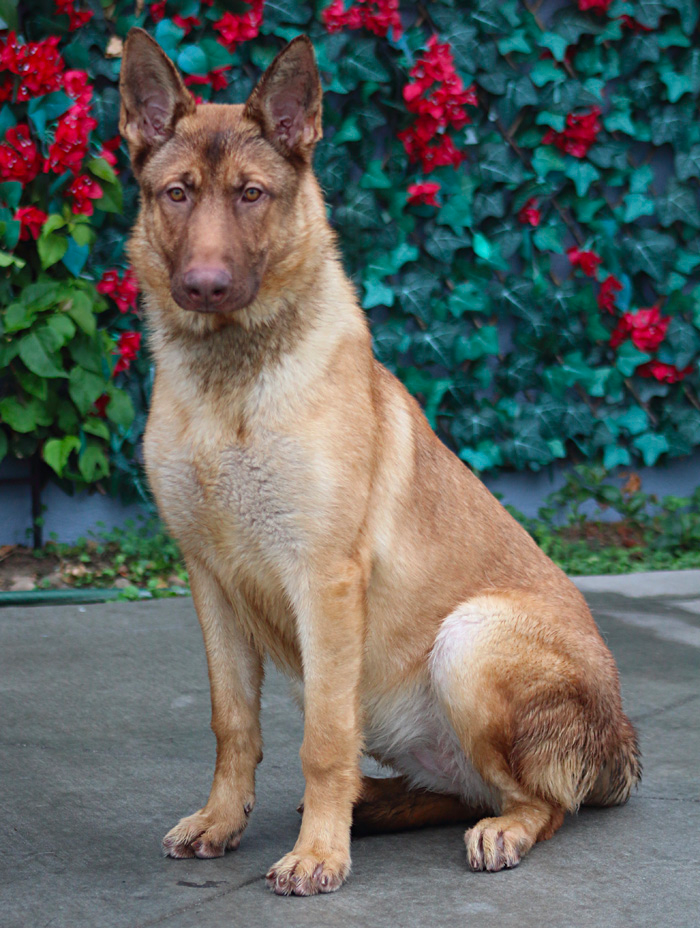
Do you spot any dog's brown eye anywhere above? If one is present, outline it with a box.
[243,187,262,202]
[168,187,186,202]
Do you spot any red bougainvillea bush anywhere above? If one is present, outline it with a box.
[0,0,699,504]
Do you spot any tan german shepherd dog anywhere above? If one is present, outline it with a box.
[120,28,640,896]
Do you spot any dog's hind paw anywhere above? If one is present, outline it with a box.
[163,802,252,859]
[266,848,350,896]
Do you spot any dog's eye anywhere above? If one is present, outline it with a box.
[242,187,262,203]
[168,187,186,202]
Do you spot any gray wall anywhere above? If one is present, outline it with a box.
[2,450,698,545]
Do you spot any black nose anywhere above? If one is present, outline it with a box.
[182,266,232,307]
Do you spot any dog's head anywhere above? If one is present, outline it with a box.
[119,29,324,318]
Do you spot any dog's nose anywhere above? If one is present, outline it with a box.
[182,267,232,308]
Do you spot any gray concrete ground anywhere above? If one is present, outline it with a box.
[1,573,699,928]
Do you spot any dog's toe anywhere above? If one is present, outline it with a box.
[465,820,523,872]
[163,807,248,859]
[266,849,349,896]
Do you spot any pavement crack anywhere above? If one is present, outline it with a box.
[631,692,699,723]
[134,872,266,927]
[641,795,700,804]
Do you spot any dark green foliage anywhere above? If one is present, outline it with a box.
[1,0,699,502]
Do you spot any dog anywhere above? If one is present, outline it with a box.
[119,28,640,896]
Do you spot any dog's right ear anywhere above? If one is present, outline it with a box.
[244,35,323,163]
[119,28,195,171]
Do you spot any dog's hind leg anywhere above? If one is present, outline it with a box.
[351,775,485,835]
[429,592,640,872]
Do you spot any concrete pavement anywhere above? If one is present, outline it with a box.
[1,572,699,927]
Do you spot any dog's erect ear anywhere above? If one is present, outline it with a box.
[119,28,195,167]
[244,35,323,162]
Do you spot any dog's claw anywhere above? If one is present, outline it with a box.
[266,850,349,896]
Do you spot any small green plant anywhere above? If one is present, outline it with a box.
[47,517,188,597]
[510,465,700,575]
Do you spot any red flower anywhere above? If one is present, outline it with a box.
[214,1,264,53]
[619,15,653,32]
[94,393,110,418]
[150,1,166,22]
[543,108,601,159]
[0,124,42,184]
[184,66,231,91]
[610,305,670,352]
[173,14,201,34]
[578,0,613,11]
[597,274,623,313]
[0,76,14,102]
[15,205,48,240]
[323,0,402,39]
[113,331,142,375]
[517,198,541,227]
[55,0,93,30]
[323,0,362,31]
[638,361,693,384]
[0,33,64,101]
[45,103,97,175]
[99,135,122,168]
[567,246,602,278]
[67,173,102,215]
[97,267,140,314]
[407,181,441,206]
[63,70,93,107]
[398,37,475,173]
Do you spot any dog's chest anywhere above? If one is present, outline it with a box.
[147,418,316,583]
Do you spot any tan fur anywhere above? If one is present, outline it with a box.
[121,30,640,896]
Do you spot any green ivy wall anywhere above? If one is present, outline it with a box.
[1,0,699,508]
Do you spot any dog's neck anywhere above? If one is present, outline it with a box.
[144,240,365,425]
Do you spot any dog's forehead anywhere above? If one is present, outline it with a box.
[144,103,289,187]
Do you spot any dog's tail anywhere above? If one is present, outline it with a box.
[583,712,641,807]
[510,682,641,812]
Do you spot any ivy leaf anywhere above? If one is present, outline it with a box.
[565,161,600,197]
[18,330,66,378]
[27,91,73,140]
[615,342,651,376]
[106,389,135,428]
[178,45,208,76]
[448,281,490,317]
[362,278,394,309]
[632,432,669,466]
[66,291,97,335]
[622,230,675,281]
[656,180,700,229]
[675,146,700,181]
[79,443,110,482]
[61,237,90,276]
[69,367,107,415]
[0,397,38,432]
[43,435,81,477]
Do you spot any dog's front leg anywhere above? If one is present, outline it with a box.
[266,560,365,896]
[163,557,263,859]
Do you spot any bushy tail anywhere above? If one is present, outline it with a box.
[584,714,641,807]
[510,688,642,812]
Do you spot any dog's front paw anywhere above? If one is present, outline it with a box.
[163,801,253,859]
[266,848,350,896]
[465,818,524,872]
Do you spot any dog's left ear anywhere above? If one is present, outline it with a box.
[119,27,195,171]
[244,35,323,162]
